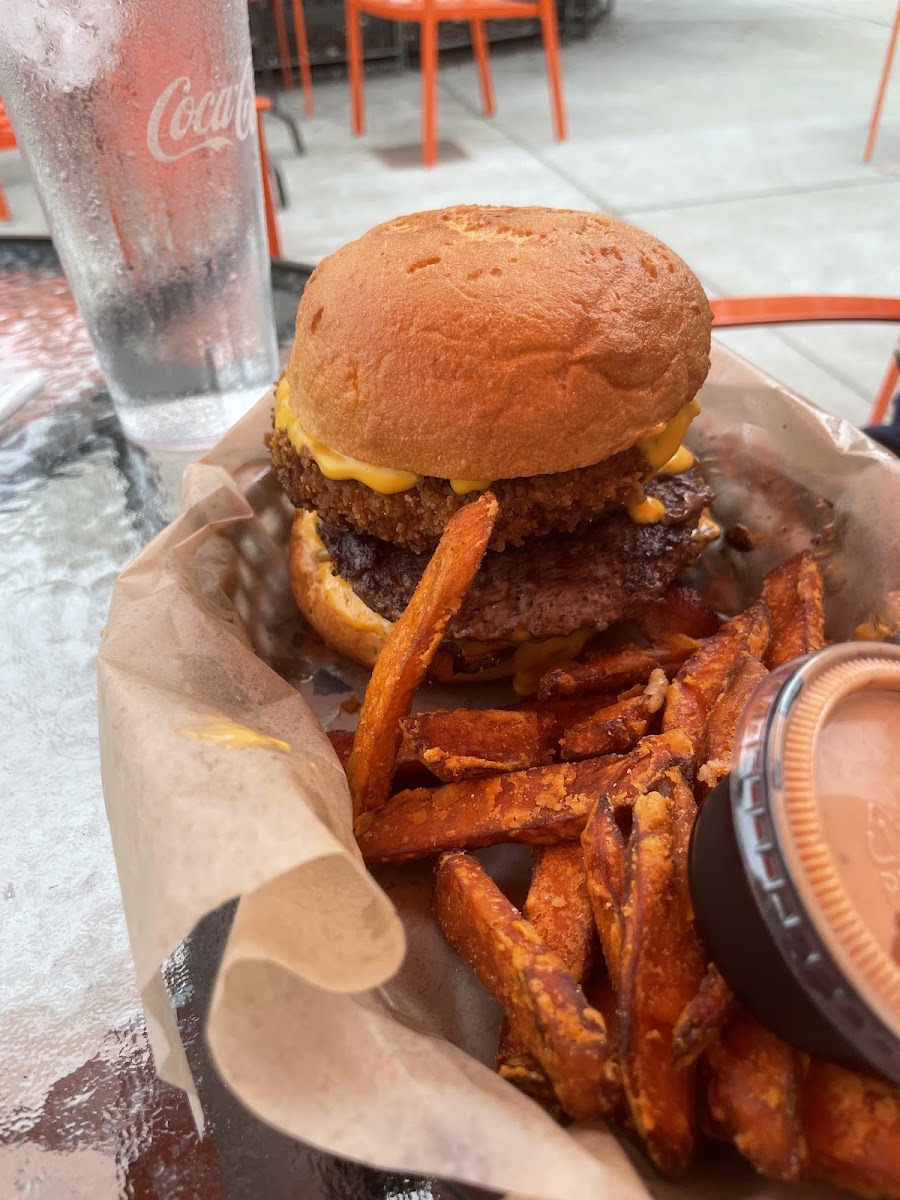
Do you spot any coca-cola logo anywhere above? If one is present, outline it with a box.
[147,61,254,162]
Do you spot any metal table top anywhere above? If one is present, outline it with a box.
[0,237,472,1200]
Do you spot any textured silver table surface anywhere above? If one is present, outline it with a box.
[0,239,472,1200]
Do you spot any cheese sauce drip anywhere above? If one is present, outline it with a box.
[179,717,292,753]
[276,380,491,497]
[275,379,421,495]
[639,399,701,473]
[627,496,667,525]
[626,399,702,525]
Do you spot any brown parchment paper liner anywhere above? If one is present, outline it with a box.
[98,343,900,1200]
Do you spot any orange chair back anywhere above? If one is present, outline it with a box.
[344,0,565,166]
[709,295,900,426]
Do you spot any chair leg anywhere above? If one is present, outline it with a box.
[273,162,288,209]
[291,0,315,118]
[470,20,495,117]
[864,2,900,162]
[270,103,307,155]
[255,107,282,258]
[0,183,10,222]
[870,353,900,425]
[539,0,567,140]
[273,0,294,89]
[346,2,365,135]
[421,18,439,167]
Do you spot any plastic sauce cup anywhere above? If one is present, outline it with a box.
[690,641,900,1085]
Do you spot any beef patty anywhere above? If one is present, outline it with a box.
[317,470,714,642]
[269,425,646,553]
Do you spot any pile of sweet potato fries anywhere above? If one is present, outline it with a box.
[334,491,900,1196]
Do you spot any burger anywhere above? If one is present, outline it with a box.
[269,205,715,689]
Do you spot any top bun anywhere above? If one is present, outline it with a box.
[286,205,711,480]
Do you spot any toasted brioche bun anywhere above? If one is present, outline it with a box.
[285,205,711,481]
[289,510,389,669]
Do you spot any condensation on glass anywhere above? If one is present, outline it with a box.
[0,0,278,449]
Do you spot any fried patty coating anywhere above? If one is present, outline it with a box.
[268,426,646,553]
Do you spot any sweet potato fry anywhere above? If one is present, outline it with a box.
[581,796,626,988]
[802,1058,900,1198]
[401,708,555,781]
[346,492,498,818]
[663,600,770,763]
[636,584,723,643]
[327,727,354,766]
[537,637,698,699]
[535,641,685,701]
[356,730,693,864]
[617,773,705,1178]
[705,1010,806,1182]
[495,1028,561,1113]
[559,669,668,761]
[579,729,689,990]
[696,654,768,790]
[584,966,626,1119]
[357,757,620,863]
[328,727,437,790]
[762,551,826,669]
[617,790,684,1171]
[511,692,619,730]
[672,963,737,1069]
[524,843,596,979]
[498,844,596,1104]
[667,768,708,1011]
[434,851,618,1121]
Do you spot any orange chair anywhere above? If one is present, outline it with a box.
[0,100,17,221]
[273,0,315,117]
[255,97,283,258]
[345,0,566,167]
[863,1,900,162]
[709,295,900,425]
[250,0,314,115]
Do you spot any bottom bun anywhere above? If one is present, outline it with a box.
[289,509,392,669]
[288,509,592,689]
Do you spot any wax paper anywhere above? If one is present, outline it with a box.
[97,343,900,1199]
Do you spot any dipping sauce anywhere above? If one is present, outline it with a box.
[689,643,900,1085]
[815,690,900,965]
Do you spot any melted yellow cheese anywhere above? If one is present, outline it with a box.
[624,401,701,525]
[855,621,892,642]
[450,478,493,495]
[511,629,593,696]
[302,511,395,637]
[275,379,421,494]
[692,508,722,546]
[640,399,701,473]
[657,444,695,476]
[275,379,496,496]
[627,496,667,525]
[179,717,292,753]
[275,377,698,516]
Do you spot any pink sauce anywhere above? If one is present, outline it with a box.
[814,690,900,963]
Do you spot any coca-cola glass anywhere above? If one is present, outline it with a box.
[0,0,279,448]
